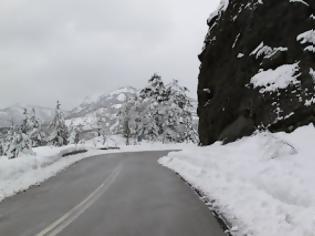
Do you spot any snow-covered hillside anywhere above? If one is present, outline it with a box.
[160,124,315,236]
[65,87,138,132]
[0,104,54,128]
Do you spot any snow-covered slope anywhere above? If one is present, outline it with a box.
[160,124,315,236]
[66,87,138,132]
[0,104,54,128]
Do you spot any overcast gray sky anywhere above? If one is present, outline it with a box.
[0,0,220,109]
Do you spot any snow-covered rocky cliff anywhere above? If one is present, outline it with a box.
[198,0,315,145]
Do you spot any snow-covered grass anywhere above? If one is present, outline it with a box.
[159,125,315,236]
[0,135,184,204]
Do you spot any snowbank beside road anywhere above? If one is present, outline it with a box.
[0,145,104,203]
[159,125,315,236]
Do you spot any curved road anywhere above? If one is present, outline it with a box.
[0,151,226,236]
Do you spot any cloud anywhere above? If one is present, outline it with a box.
[0,0,220,109]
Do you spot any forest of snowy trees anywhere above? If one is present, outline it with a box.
[0,74,197,159]
[117,74,198,145]
[0,101,69,159]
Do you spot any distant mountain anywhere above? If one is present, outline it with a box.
[0,104,55,128]
[0,86,198,138]
[65,86,138,132]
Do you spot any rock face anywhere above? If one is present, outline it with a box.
[198,0,315,145]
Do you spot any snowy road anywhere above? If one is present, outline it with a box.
[0,151,225,236]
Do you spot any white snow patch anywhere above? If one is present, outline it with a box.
[232,33,240,48]
[207,0,229,23]
[237,53,245,58]
[117,93,126,102]
[297,30,315,44]
[289,0,310,6]
[310,68,315,81]
[250,42,288,59]
[159,125,315,236]
[250,63,301,93]
[111,104,122,109]
[109,87,136,96]
[297,29,315,53]
[304,45,315,53]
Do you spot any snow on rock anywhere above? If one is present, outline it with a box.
[289,0,310,6]
[250,42,288,60]
[250,63,301,93]
[159,124,315,236]
[207,0,230,23]
[310,68,315,81]
[297,29,315,53]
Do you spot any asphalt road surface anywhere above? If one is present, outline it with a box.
[0,151,226,236]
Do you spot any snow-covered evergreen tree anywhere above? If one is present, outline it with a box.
[138,74,169,141]
[117,96,138,145]
[2,124,14,156]
[134,76,198,143]
[21,108,33,134]
[5,128,33,159]
[68,122,80,144]
[96,115,107,145]
[164,80,198,143]
[1,112,36,159]
[139,73,168,103]
[0,138,4,157]
[48,101,69,146]
[21,108,45,147]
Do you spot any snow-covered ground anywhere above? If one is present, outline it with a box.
[0,135,184,204]
[159,124,315,236]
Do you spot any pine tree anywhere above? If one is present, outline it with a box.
[68,122,80,144]
[30,108,46,147]
[20,108,45,147]
[21,108,33,134]
[139,73,168,103]
[49,101,69,146]
[138,74,169,141]
[5,128,33,159]
[0,138,4,156]
[4,115,34,159]
[2,124,14,156]
[117,96,138,145]
[165,80,198,143]
[96,116,107,145]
